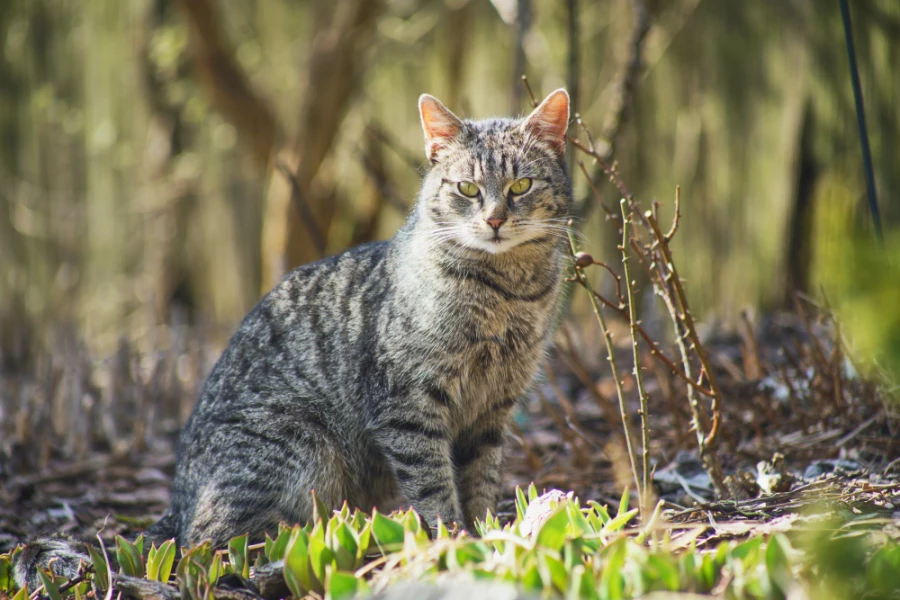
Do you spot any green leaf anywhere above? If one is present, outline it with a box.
[601,508,638,534]
[567,564,599,600]
[157,540,177,584]
[521,564,543,591]
[588,501,611,526]
[732,536,762,561]
[207,552,223,585]
[37,570,62,600]
[356,521,373,562]
[565,502,591,537]
[436,518,450,540]
[371,510,405,551]
[618,488,629,515]
[87,546,110,591]
[228,533,250,579]
[765,534,792,594]
[527,483,538,502]
[115,535,144,578]
[401,509,422,537]
[0,553,11,591]
[268,527,292,562]
[308,524,334,587]
[312,489,330,525]
[147,544,160,581]
[646,554,680,591]
[177,541,212,582]
[515,486,529,521]
[12,584,28,600]
[325,568,358,600]
[284,527,312,597]
[332,521,359,571]
[535,507,570,551]
[697,553,717,591]
[539,551,568,593]
[599,541,627,600]
[264,533,274,561]
[179,558,209,600]
[867,543,900,595]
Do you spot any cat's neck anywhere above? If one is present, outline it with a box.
[394,224,563,286]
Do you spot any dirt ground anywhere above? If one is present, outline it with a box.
[2,310,899,553]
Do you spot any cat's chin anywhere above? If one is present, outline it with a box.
[457,235,530,255]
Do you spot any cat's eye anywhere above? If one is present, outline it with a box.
[509,177,532,195]
[457,181,480,198]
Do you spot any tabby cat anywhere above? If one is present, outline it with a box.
[15,89,571,588]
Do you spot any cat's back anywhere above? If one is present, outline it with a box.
[189,240,395,421]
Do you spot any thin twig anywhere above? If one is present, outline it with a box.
[521,75,539,108]
[570,138,633,202]
[275,160,327,258]
[621,200,652,515]
[587,283,714,399]
[566,224,642,505]
[646,211,724,450]
[591,259,626,306]
[665,185,681,242]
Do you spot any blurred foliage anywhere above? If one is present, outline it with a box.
[811,176,900,380]
[3,487,899,599]
[0,0,898,359]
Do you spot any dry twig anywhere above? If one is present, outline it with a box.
[620,200,652,514]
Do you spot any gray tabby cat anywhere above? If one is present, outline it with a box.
[15,89,571,588]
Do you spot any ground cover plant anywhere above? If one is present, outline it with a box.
[2,486,899,600]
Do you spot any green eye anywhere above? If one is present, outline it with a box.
[509,177,532,195]
[457,181,480,197]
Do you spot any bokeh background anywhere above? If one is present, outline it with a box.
[1,0,898,365]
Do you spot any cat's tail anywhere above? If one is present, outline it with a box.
[13,512,179,591]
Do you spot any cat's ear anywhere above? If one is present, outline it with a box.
[521,88,570,156]
[419,94,464,162]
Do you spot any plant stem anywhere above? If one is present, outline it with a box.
[620,199,652,515]
[645,209,728,497]
[566,226,642,509]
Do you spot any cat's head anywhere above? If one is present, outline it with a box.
[415,89,571,254]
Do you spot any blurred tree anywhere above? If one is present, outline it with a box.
[0,0,897,357]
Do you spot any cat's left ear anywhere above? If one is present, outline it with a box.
[522,89,570,157]
[419,94,464,162]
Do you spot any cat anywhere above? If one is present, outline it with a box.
[14,88,571,589]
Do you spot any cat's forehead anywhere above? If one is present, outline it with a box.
[448,117,533,171]
[463,117,523,146]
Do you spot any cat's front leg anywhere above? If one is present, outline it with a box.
[371,402,463,529]
[453,419,507,530]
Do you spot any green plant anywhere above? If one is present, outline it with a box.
[2,489,897,599]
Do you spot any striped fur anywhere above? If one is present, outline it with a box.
[14,90,571,588]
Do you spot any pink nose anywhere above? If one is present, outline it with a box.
[486,217,506,230]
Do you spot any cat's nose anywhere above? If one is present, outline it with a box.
[486,217,506,230]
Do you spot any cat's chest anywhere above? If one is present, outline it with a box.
[434,294,555,421]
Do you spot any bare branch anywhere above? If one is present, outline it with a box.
[621,200,652,515]
[275,161,327,259]
[175,0,279,168]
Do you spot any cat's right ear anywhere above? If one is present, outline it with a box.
[419,94,464,162]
